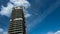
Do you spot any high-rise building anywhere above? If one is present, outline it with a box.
[8,6,26,34]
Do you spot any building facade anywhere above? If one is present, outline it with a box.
[8,7,26,34]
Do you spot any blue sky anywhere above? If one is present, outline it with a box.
[0,0,60,34]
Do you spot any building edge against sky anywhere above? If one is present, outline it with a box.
[8,6,26,34]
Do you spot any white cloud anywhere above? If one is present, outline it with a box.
[47,32,54,34]
[47,30,60,34]
[0,28,8,34]
[0,3,13,17]
[25,13,31,18]
[3,32,8,34]
[10,0,30,8]
[0,28,3,32]
[0,0,31,17]
[54,31,60,34]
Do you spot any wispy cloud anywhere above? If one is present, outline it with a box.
[27,0,60,31]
